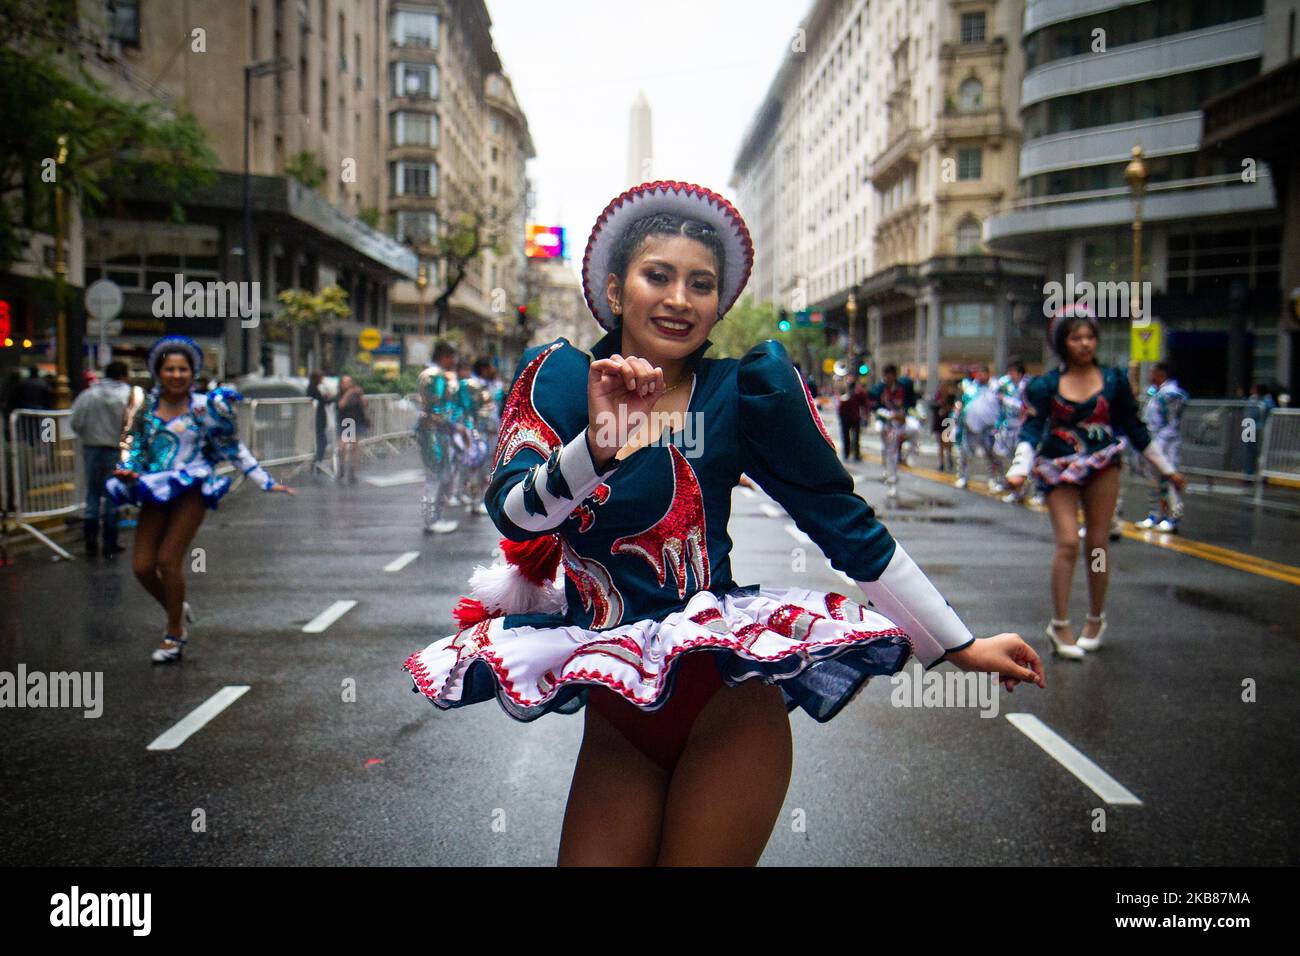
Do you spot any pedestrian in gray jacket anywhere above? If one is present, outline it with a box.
[69,362,132,556]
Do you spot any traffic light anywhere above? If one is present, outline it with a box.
[516,304,528,327]
[857,353,870,376]
[777,308,791,333]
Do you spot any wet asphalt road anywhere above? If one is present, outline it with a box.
[1,444,1296,866]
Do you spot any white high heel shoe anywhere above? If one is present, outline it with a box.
[151,630,188,664]
[1076,613,1106,651]
[184,601,195,625]
[1046,618,1086,660]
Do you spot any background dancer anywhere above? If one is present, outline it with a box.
[954,365,1004,491]
[107,336,294,663]
[995,358,1029,503]
[1005,307,1185,659]
[867,364,919,499]
[415,342,463,534]
[403,181,1043,867]
[1136,361,1188,533]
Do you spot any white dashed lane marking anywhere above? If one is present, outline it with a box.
[1006,713,1143,806]
[384,551,420,573]
[303,600,358,633]
[147,686,250,752]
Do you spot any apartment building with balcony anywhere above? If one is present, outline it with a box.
[55,0,419,379]
[732,0,1040,395]
[986,0,1284,395]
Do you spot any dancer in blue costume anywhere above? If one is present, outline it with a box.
[995,358,1030,503]
[1135,361,1188,533]
[107,336,295,662]
[403,181,1043,866]
[954,364,1005,491]
[415,342,464,534]
[866,364,919,499]
[1006,306,1185,659]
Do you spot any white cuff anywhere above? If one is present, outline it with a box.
[502,430,615,532]
[1005,441,1035,481]
[855,544,975,668]
[1142,442,1174,477]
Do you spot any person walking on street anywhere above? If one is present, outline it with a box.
[837,377,864,462]
[70,360,133,557]
[106,336,294,663]
[932,381,957,472]
[336,375,369,484]
[306,371,336,478]
[1005,306,1185,660]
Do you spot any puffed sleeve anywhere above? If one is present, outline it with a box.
[203,388,275,490]
[118,385,148,472]
[738,340,974,667]
[1006,374,1052,480]
[1109,368,1151,451]
[485,340,618,541]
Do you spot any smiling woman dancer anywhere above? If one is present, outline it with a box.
[107,336,295,663]
[403,182,1043,866]
[1005,306,1186,658]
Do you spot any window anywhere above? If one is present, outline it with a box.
[395,210,438,245]
[321,77,328,129]
[84,222,220,292]
[957,147,982,180]
[960,11,986,44]
[109,0,140,45]
[958,77,983,112]
[391,8,439,47]
[391,111,439,147]
[941,303,994,337]
[956,218,982,254]
[393,62,438,99]
[391,161,439,197]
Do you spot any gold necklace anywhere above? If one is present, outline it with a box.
[659,372,690,396]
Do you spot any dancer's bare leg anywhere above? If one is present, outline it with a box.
[558,705,670,866]
[131,502,169,610]
[1045,483,1084,644]
[1080,465,1121,637]
[656,680,792,866]
[155,490,208,637]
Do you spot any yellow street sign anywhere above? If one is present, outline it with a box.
[822,358,837,375]
[1130,319,1162,362]
[358,326,382,350]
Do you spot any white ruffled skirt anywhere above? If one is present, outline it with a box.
[403,585,914,723]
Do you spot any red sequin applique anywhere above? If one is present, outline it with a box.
[612,445,710,599]
[492,343,564,474]
[561,539,624,629]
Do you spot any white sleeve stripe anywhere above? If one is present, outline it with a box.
[502,430,612,532]
[855,544,974,668]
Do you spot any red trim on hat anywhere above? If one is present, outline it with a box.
[582,181,755,332]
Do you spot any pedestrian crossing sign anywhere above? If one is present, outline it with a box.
[1130,319,1162,362]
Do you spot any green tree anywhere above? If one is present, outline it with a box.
[284,151,327,190]
[710,297,838,380]
[0,11,218,272]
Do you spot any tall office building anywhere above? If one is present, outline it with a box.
[986,0,1284,394]
[732,0,1040,393]
[627,91,654,186]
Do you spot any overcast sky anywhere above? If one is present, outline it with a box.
[484,0,809,282]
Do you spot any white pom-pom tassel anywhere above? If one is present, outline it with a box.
[467,561,565,616]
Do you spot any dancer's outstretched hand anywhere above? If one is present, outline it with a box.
[945,633,1045,692]
[269,483,296,496]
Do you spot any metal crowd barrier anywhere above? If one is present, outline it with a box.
[1177,399,1253,480]
[1258,408,1300,492]
[2,391,419,560]
[6,409,82,559]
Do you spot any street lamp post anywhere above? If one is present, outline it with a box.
[242,58,293,376]
[1124,143,1147,391]
[52,134,71,409]
[415,263,429,339]
[845,290,858,377]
